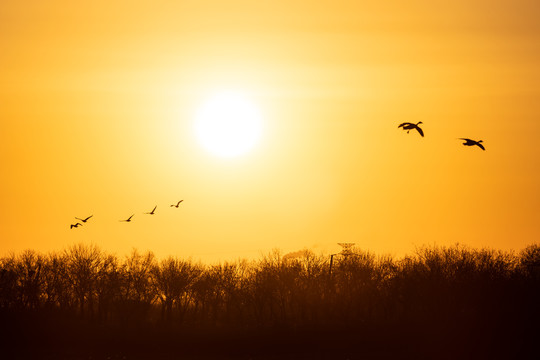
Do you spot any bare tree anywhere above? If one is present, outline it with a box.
[95,254,122,323]
[17,250,44,310]
[117,249,157,322]
[42,252,72,311]
[0,254,19,309]
[64,243,103,318]
[153,257,201,323]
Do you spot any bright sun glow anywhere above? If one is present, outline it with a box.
[194,91,263,158]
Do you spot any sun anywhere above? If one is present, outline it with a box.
[194,91,263,158]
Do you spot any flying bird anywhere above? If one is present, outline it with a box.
[120,214,134,222]
[145,206,157,215]
[70,223,82,229]
[398,122,424,137]
[75,215,93,223]
[459,138,485,150]
[170,200,184,208]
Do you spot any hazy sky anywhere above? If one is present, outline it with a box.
[1,0,539,261]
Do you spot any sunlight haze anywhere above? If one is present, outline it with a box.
[1,0,539,261]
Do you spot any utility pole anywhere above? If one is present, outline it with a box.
[329,253,337,276]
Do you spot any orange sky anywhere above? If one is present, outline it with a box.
[1,0,539,261]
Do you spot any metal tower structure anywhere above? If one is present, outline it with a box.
[337,243,355,256]
[329,242,355,275]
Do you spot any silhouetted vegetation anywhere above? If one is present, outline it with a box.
[1,243,538,359]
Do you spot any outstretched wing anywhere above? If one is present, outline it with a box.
[476,142,485,150]
[127,214,134,221]
[415,126,424,137]
[398,122,407,128]
[84,215,93,221]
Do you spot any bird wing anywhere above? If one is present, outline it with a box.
[416,127,424,137]
[75,217,83,221]
[476,143,485,150]
[152,206,157,212]
[84,215,93,221]
[128,214,134,220]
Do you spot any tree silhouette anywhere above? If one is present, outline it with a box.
[0,242,538,359]
[153,257,201,323]
[64,243,103,318]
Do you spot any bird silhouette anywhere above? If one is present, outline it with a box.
[170,200,184,208]
[75,215,93,223]
[398,122,424,137]
[459,138,485,150]
[120,214,134,222]
[145,206,157,215]
[70,223,82,229]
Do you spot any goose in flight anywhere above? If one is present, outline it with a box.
[75,215,93,223]
[145,206,157,215]
[120,214,134,222]
[170,200,184,208]
[70,223,82,229]
[459,138,485,150]
[398,122,424,137]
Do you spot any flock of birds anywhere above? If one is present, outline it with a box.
[397,121,485,150]
[70,200,183,229]
[69,122,484,229]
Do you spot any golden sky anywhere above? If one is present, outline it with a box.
[1,0,539,261]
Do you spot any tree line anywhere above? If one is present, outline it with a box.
[0,243,538,358]
[1,243,538,327]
